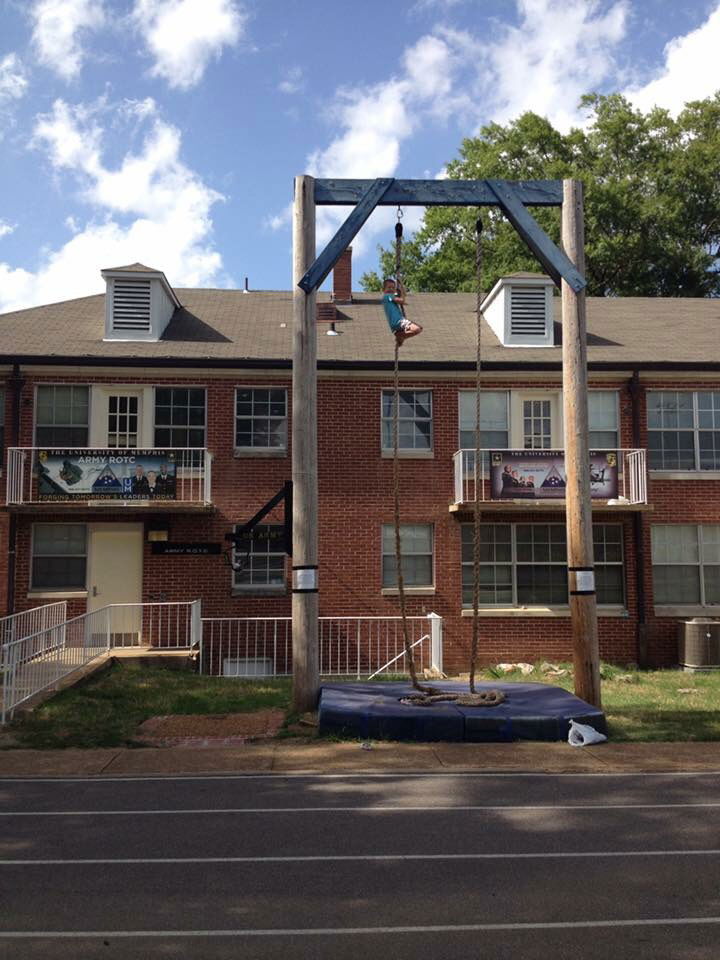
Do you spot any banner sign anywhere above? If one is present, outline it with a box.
[151,542,221,556]
[36,449,178,501]
[490,450,618,500]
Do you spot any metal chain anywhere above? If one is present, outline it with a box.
[469,215,483,693]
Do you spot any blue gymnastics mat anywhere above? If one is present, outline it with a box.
[318,680,606,743]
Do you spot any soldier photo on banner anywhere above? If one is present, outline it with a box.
[35,450,177,501]
[490,450,618,500]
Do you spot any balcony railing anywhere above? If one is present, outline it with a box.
[6,448,212,507]
[453,448,648,506]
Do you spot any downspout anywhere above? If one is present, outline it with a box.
[5,363,24,615]
[629,369,648,667]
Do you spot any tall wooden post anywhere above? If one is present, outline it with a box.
[561,179,601,708]
[292,175,320,713]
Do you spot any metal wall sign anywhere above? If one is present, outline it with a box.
[151,542,221,556]
[36,449,177,501]
[490,450,618,500]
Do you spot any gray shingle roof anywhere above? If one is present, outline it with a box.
[0,289,718,367]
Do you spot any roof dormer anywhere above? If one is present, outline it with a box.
[481,273,555,348]
[101,263,180,342]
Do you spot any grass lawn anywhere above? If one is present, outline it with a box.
[5,659,720,749]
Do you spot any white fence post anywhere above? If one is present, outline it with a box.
[428,612,443,674]
[191,599,202,649]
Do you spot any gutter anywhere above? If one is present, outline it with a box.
[1,355,720,373]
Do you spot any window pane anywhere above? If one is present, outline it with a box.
[32,557,86,590]
[382,390,433,451]
[651,525,699,564]
[383,523,432,587]
[704,567,720,604]
[517,564,567,604]
[654,566,701,604]
[702,526,720,564]
[235,388,287,449]
[588,391,618,432]
[596,566,624,605]
[33,523,86,555]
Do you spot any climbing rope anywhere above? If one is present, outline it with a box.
[469,215,483,694]
[390,211,505,707]
[392,207,424,691]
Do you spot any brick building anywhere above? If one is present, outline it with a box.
[1,257,718,672]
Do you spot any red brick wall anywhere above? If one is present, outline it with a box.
[2,370,719,669]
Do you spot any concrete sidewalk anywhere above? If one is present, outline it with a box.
[2,739,720,777]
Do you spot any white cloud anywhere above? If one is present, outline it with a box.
[31,0,105,80]
[0,220,15,238]
[0,53,28,101]
[0,98,225,312]
[625,3,720,115]
[132,0,245,90]
[484,0,628,131]
[278,65,303,95]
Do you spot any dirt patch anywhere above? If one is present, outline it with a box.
[135,709,286,747]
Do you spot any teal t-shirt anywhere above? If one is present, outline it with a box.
[382,293,404,332]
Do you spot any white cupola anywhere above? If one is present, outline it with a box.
[481,273,555,348]
[101,263,180,341]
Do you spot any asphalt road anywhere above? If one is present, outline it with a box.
[1,771,720,959]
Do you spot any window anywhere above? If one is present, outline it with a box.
[458,391,509,450]
[461,523,624,607]
[382,390,432,452]
[651,525,720,606]
[647,391,720,470]
[235,388,287,451]
[232,524,286,591]
[154,388,206,448]
[31,523,87,591]
[0,387,4,466]
[35,386,89,447]
[108,395,139,448]
[589,391,619,449]
[522,399,552,449]
[382,524,433,588]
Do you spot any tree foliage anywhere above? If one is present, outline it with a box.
[360,94,720,297]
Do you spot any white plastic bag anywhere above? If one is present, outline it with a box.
[568,719,607,746]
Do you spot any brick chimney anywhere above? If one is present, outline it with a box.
[332,247,352,303]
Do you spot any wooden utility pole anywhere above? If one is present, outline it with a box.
[291,175,320,713]
[561,179,601,709]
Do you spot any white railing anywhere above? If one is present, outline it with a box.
[5,448,212,506]
[453,448,648,506]
[200,614,443,679]
[0,600,202,723]
[1,606,110,724]
[0,600,67,649]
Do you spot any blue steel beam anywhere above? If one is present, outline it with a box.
[486,179,586,292]
[314,179,563,207]
[298,178,395,294]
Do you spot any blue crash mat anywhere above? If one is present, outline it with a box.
[318,680,607,743]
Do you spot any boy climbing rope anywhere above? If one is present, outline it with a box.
[382,277,423,347]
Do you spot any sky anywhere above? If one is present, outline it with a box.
[1,0,719,312]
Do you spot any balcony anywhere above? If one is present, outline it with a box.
[451,448,650,513]
[6,448,213,512]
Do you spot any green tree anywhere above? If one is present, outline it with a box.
[361,94,720,297]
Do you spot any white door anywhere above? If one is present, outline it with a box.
[88,523,144,645]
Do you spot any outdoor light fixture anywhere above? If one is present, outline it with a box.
[326,321,340,336]
[146,520,170,542]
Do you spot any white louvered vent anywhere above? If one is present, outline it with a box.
[510,286,547,339]
[112,279,152,332]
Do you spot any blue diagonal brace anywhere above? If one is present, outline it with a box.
[486,179,586,292]
[298,178,395,293]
